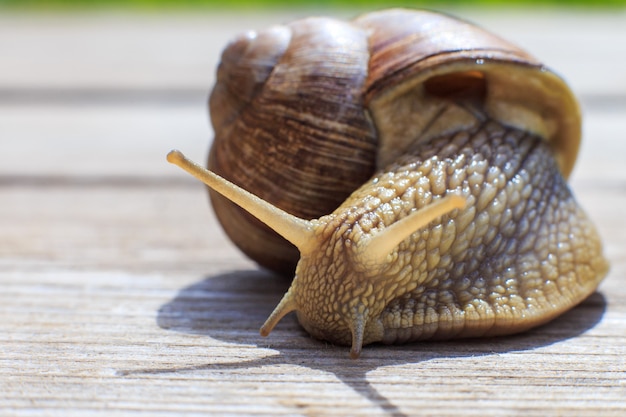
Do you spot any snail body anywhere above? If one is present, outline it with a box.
[168,9,608,358]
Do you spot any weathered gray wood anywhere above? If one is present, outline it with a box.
[1,8,625,417]
[0,9,624,96]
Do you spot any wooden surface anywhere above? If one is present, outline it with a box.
[1,8,625,416]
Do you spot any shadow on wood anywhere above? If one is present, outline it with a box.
[117,270,607,417]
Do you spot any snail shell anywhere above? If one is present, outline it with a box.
[208,9,581,276]
[208,17,378,275]
[168,9,608,358]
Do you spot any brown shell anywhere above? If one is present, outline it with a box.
[207,8,581,276]
[208,17,378,275]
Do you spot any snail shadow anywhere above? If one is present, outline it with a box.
[128,270,606,417]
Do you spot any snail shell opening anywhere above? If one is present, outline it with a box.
[356,8,580,179]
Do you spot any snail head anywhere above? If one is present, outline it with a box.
[167,150,465,358]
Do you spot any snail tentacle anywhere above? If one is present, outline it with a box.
[259,287,298,337]
[349,313,366,360]
[354,194,467,269]
[167,150,316,254]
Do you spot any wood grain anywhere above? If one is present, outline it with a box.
[1,8,625,417]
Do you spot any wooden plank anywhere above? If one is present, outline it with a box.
[0,185,625,416]
[1,103,624,181]
[0,9,624,97]
[0,103,210,178]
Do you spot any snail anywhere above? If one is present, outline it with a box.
[167,8,608,358]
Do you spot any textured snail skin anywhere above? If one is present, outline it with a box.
[168,8,609,357]
[290,115,607,349]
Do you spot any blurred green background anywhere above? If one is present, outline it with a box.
[1,0,625,9]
